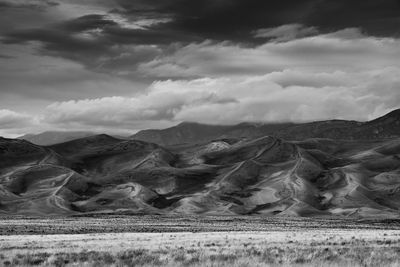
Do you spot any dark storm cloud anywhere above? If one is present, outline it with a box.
[0,54,13,59]
[59,14,118,32]
[0,0,58,10]
[4,0,399,50]
[2,0,399,76]
[109,0,315,42]
[112,0,400,39]
[1,12,197,75]
[3,28,103,63]
[2,12,196,47]
[305,0,400,36]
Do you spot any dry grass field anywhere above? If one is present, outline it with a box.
[1,216,400,266]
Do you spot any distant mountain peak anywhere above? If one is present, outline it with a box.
[176,121,219,127]
[368,108,400,124]
[381,108,400,118]
[177,121,200,126]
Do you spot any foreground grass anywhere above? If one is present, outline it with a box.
[2,245,400,267]
[1,229,400,267]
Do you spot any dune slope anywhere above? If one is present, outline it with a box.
[1,133,400,217]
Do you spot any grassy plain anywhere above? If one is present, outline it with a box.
[1,216,400,266]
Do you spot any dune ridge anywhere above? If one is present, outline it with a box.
[1,130,400,217]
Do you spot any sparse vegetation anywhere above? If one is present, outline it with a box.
[1,216,400,235]
[1,217,400,267]
[2,237,400,266]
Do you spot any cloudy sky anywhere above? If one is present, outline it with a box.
[1,0,400,137]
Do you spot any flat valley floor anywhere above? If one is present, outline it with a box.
[1,216,400,266]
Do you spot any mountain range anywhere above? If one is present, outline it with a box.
[19,131,97,146]
[19,131,129,146]
[132,109,400,146]
[0,109,399,217]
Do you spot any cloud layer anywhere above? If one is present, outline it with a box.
[0,0,400,136]
[42,67,400,131]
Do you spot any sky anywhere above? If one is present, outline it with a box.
[0,0,400,137]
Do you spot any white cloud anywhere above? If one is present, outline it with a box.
[105,14,172,30]
[41,66,400,131]
[0,109,32,128]
[43,78,238,131]
[138,29,400,78]
[0,109,36,137]
[254,24,318,41]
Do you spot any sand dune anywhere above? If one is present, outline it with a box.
[1,133,400,217]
